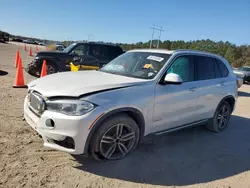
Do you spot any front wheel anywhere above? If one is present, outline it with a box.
[243,77,246,84]
[207,101,232,133]
[90,114,140,161]
[46,62,58,75]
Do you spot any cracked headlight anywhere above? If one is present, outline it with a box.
[46,100,95,116]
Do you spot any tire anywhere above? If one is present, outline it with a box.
[89,114,140,161]
[206,101,232,133]
[46,62,58,75]
[26,61,40,77]
[243,77,246,84]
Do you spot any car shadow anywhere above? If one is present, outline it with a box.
[72,115,250,186]
[238,91,250,97]
[0,70,8,76]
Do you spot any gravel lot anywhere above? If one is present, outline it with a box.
[0,42,250,188]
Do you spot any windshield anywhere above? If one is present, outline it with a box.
[99,51,171,79]
[63,43,76,53]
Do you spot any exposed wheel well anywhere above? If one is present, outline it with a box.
[84,108,145,154]
[223,96,235,111]
[217,96,235,114]
[121,111,145,136]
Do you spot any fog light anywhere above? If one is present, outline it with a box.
[45,119,55,128]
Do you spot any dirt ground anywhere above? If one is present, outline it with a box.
[0,42,250,188]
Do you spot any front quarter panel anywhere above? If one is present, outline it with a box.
[37,55,72,72]
[83,82,155,136]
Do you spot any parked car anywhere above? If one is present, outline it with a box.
[233,66,250,84]
[12,38,23,42]
[0,31,10,43]
[25,42,124,77]
[56,44,65,51]
[23,39,37,44]
[23,49,238,161]
[38,42,46,46]
[236,75,243,88]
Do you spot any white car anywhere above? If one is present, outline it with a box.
[23,49,238,161]
[233,66,250,84]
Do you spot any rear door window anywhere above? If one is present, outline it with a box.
[90,44,101,57]
[195,56,216,80]
[213,59,223,78]
[100,46,123,59]
[216,59,229,77]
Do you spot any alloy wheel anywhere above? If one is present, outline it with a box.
[46,65,56,74]
[217,105,230,130]
[99,124,136,160]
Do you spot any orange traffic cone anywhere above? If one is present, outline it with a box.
[36,45,39,52]
[29,47,32,56]
[24,44,27,51]
[15,50,20,68]
[13,57,27,88]
[16,55,21,69]
[40,60,47,77]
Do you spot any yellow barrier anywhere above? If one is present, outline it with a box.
[69,62,100,72]
[81,65,99,70]
[70,62,80,71]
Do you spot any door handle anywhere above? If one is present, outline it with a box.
[189,87,197,92]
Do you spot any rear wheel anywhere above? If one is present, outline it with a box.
[90,114,140,161]
[207,101,232,133]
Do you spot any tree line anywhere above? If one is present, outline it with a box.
[117,39,250,68]
[6,30,250,68]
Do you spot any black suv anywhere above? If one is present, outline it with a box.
[26,42,124,77]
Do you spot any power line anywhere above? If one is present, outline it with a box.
[150,24,164,49]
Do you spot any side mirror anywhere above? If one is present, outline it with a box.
[163,73,182,85]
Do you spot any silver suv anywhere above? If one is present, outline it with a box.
[23,49,238,161]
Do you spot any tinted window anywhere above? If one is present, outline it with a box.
[213,59,222,78]
[167,55,194,82]
[100,46,123,59]
[91,45,101,57]
[100,45,111,58]
[195,56,215,80]
[216,59,229,77]
[112,46,123,56]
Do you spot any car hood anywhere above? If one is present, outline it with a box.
[37,51,68,57]
[27,71,147,98]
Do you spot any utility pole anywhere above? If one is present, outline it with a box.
[157,26,163,49]
[88,34,94,41]
[150,25,155,49]
[149,25,164,49]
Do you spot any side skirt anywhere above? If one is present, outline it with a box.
[154,119,209,136]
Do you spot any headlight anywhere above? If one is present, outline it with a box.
[35,56,39,60]
[46,100,95,116]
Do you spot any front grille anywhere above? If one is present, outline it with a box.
[28,92,45,115]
